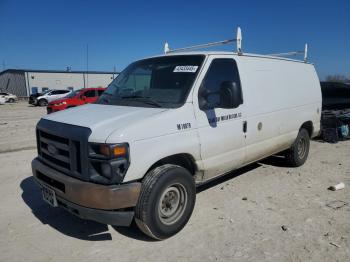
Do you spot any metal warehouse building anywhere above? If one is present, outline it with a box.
[0,69,118,97]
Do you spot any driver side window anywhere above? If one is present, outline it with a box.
[198,58,242,110]
[123,68,151,93]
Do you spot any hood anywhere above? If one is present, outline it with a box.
[43,104,168,143]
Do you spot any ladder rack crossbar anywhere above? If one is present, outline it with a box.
[165,39,236,54]
[267,51,304,56]
[164,27,242,54]
[267,43,308,62]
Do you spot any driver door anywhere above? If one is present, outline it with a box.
[193,56,246,180]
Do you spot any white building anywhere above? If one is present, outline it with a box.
[0,69,118,97]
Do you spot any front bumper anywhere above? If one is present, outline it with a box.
[32,158,141,226]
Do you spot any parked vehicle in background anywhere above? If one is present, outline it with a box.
[320,82,350,110]
[47,87,106,114]
[29,89,51,105]
[320,82,350,143]
[31,28,322,240]
[0,92,18,103]
[36,89,72,107]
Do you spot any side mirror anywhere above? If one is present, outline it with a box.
[198,88,212,109]
[219,81,242,109]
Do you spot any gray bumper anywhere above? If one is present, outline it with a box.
[32,158,141,226]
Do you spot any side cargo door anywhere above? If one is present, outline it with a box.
[193,56,246,181]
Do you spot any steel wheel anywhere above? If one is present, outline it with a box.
[297,137,307,159]
[158,183,188,225]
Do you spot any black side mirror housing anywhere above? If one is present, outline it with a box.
[198,88,212,109]
[219,81,243,109]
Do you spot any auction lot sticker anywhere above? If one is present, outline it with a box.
[173,66,198,73]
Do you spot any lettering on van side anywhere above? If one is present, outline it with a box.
[208,113,242,124]
[177,123,192,130]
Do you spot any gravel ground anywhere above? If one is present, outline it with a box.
[0,102,45,153]
[0,102,349,262]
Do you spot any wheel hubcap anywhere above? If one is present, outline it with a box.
[158,184,187,225]
[297,137,307,159]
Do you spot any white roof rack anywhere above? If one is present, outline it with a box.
[267,43,308,62]
[163,27,309,63]
[164,27,243,55]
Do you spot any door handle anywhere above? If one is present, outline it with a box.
[243,121,247,133]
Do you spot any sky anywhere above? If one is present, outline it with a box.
[0,0,349,79]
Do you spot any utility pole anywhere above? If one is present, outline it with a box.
[86,44,89,88]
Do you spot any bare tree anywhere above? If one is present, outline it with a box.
[325,75,350,83]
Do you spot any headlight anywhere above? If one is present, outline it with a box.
[99,144,128,159]
[54,101,67,106]
[88,143,130,184]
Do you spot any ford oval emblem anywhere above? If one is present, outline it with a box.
[47,144,58,155]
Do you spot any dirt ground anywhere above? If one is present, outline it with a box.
[0,102,349,262]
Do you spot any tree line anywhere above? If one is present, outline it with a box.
[325,75,350,83]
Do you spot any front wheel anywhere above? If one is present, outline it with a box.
[285,128,310,167]
[38,99,48,107]
[135,164,196,240]
[8,98,15,103]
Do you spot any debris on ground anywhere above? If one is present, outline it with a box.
[328,182,345,191]
[242,197,248,201]
[326,200,348,210]
[329,242,341,248]
[281,225,288,231]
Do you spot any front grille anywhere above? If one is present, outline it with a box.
[36,119,91,181]
[37,129,82,177]
[36,171,65,192]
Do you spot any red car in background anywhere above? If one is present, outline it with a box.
[47,87,106,114]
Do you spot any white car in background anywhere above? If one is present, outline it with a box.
[36,89,72,106]
[0,96,6,104]
[0,92,18,103]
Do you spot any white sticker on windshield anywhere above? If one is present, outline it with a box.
[173,66,198,73]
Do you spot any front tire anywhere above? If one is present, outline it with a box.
[285,128,310,167]
[38,99,48,107]
[135,164,196,240]
[8,98,15,103]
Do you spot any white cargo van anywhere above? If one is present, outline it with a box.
[32,28,321,239]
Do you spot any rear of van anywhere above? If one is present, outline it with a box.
[235,55,321,163]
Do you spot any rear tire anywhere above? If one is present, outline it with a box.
[285,128,310,167]
[38,99,48,107]
[135,164,196,240]
[8,98,15,103]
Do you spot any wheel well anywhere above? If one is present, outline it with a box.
[300,121,313,137]
[147,154,197,176]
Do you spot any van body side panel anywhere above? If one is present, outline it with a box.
[235,56,321,163]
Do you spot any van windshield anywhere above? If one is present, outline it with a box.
[97,55,204,108]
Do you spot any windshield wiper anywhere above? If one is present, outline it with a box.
[120,95,162,108]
